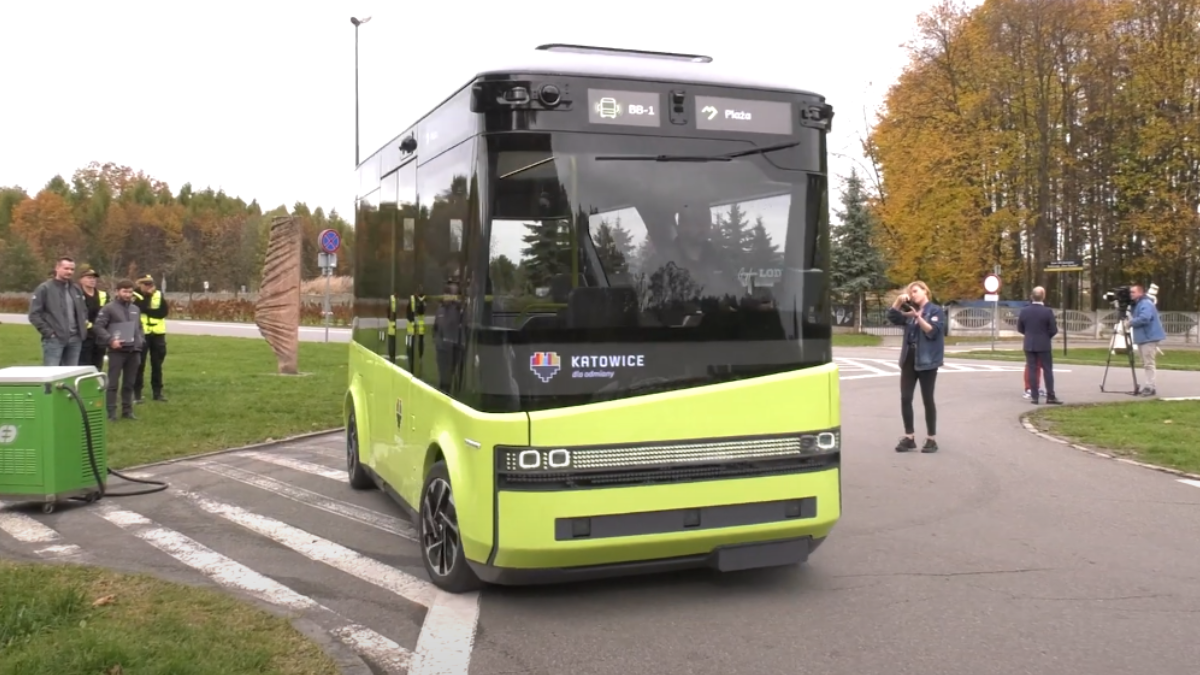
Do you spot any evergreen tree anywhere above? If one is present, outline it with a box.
[520,219,573,291]
[716,203,751,266]
[831,168,887,327]
[745,215,783,269]
[593,217,631,276]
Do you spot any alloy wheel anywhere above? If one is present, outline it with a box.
[346,412,359,473]
[422,478,460,577]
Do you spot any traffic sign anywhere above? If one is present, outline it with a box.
[319,229,341,254]
[984,293,999,302]
[983,274,1001,294]
[1046,259,1083,272]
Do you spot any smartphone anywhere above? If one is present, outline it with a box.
[900,301,915,313]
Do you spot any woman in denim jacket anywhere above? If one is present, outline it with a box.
[887,280,946,453]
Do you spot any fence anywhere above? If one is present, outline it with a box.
[846,304,1200,343]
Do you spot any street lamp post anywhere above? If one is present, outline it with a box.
[350,16,371,167]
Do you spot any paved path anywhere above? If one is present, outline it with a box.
[0,313,351,343]
[4,351,1200,674]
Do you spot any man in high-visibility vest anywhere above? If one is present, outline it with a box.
[406,288,426,374]
[387,294,398,362]
[78,266,109,371]
[132,275,169,403]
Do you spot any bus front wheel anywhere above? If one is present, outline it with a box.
[419,461,483,593]
[346,408,374,490]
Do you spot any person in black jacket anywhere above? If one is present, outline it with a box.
[1017,286,1063,405]
[92,279,146,421]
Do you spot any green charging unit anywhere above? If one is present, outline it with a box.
[0,365,109,513]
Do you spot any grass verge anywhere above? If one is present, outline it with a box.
[0,324,347,468]
[949,346,1200,371]
[0,560,339,675]
[1029,400,1200,475]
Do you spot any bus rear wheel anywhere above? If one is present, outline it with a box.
[346,408,374,490]
[419,461,482,593]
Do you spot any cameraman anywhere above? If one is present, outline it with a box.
[887,281,945,453]
[1127,284,1165,396]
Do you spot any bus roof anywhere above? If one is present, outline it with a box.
[359,45,827,169]
[471,44,825,98]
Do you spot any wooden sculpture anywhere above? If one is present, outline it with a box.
[255,215,302,374]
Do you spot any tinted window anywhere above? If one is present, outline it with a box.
[476,132,830,411]
[413,141,474,392]
[390,160,418,369]
[352,189,387,353]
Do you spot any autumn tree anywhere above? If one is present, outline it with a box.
[868,0,1200,310]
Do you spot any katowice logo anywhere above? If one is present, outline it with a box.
[529,352,561,383]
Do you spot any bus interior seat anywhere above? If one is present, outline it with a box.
[566,287,639,329]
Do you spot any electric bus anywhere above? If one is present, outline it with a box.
[345,43,841,593]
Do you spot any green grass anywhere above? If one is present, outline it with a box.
[1030,400,1200,475]
[832,333,882,347]
[0,324,347,468]
[950,346,1200,371]
[0,561,340,675]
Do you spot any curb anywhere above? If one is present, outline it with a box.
[290,616,376,675]
[1019,412,1200,482]
[115,427,345,473]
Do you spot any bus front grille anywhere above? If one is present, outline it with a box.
[495,432,839,491]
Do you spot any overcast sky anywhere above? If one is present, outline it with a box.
[0,0,970,222]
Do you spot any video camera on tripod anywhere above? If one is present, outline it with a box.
[1099,282,1157,395]
[1101,285,1134,316]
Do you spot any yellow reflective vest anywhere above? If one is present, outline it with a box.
[133,290,167,335]
[406,294,426,336]
[85,290,108,330]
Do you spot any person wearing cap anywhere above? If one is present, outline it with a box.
[132,274,169,402]
[78,266,109,371]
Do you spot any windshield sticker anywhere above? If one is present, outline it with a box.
[570,354,646,380]
[530,352,562,383]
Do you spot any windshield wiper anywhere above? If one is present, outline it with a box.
[594,141,800,163]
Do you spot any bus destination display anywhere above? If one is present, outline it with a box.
[587,89,662,127]
[694,96,793,135]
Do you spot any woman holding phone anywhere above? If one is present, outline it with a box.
[887,280,946,453]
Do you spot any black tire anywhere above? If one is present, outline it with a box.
[419,461,483,593]
[346,407,374,490]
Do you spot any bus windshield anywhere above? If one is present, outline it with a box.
[476,131,831,410]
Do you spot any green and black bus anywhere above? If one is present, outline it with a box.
[345,43,841,592]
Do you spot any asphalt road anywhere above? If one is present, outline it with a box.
[0,313,352,342]
[4,350,1200,675]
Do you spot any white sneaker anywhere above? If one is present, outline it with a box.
[1023,389,1032,399]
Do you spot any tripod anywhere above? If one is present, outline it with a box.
[1100,310,1140,395]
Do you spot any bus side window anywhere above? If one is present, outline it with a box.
[415,140,473,394]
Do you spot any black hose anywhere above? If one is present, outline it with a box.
[57,383,169,498]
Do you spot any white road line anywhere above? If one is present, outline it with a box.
[233,450,348,481]
[195,460,416,540]
[92,504,411,674]
[0,503,84,559]
[836,359,895,376]
[1179,479,1200,489]
[410,590,482,675]
[181,490,437,607]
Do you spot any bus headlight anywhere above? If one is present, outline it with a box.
[798,428,840,455]
[501,447,573,472]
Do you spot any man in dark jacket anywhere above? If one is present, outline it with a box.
[28,257,90,367]
[91,279,146,421]
[1017,286,1063,405]
[78,266,109,372]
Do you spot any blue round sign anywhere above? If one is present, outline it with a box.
[319,229,341,253]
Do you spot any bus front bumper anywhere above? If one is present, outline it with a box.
[468,468,839,585]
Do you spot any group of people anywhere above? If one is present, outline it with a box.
[886,280,1166,452]
[28,257,170,421]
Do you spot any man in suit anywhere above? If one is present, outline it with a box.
[1017,286,1063,405]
